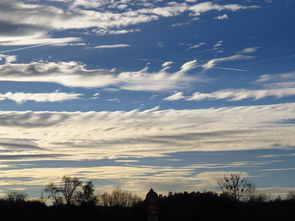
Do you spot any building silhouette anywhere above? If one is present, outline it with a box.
[145,189,159,221]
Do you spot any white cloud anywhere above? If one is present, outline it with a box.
[163,92,187,101]
[163,71,295,102]
[0,102,294,160]
[161,61,174,71]
[0,54,17,64]
[0,92,82,103]
[213,40,223,48]
[0,0,261,51]
[186,88,295,101]
[0,60,118,88]
[258,153,295,158]
[91,92,100,99]
[202,54,254,70]
[162,61,173,68]
[189,2,259,16]
[108,98,120,102]
[0,35,82,46]
[187,42,206,50]
[118,70,194,91]
[185,0,198,2]
[179,59,198,72]
[0,102,295,195]
[257,71,295,83]
[93,28,140,35]
[239,47,260,54]
[0,164,253,197]
[94,44,131,49]
[262,168,295,172]
[0,0,260,42]
[256,71,295,89]
[0,59,202,91]
[214,14,229,20]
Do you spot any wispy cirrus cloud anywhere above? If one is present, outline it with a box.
[186,88,295,101]
[162,61,173,68]
[93,28,140,35]
[163,92,187,101]
[186,42,206,50]
[0,102,294,160]
[0,112,70,128]
[0,92,83,103]
[94,44,131,49]
[239,47,261,54]
[189,2,259,16]
[0,138,44,151]
[164,84,295,102]
[202,54,254,70]
[200,46,260,71]
[256,71,295,88]
[0,0,260,47]
[0,102,294,195]
[163,70,295,102]
[179,60,198,72]
[0,58,201,91]
[0,35,82,46]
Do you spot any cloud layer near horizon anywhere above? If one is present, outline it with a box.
[1,103,294,161]
[0,102,294,196]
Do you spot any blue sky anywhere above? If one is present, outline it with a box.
[0,0,295,199]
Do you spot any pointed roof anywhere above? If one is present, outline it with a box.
[146,188,158,202]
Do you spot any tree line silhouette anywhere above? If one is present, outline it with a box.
[0,174,294,221]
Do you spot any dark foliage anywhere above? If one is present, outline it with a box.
[156,191,295,221]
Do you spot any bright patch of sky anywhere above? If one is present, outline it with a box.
[0,0,294,198]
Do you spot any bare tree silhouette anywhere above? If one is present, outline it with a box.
[60,176,82,205]
[218,173,255,201]
[44,182,63,205]
[100,187,141,207]
[44,176,82,205]
[7,191,28,203]
[286,191,295,201]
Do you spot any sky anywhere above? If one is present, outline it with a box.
[0,0,295,199]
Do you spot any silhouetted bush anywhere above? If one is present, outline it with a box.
[99,187,141,207]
